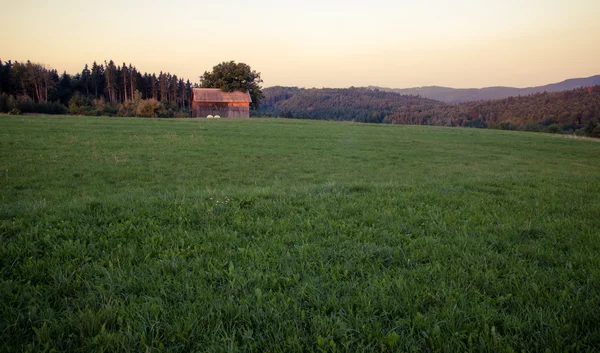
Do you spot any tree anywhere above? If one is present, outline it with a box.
[128,64,136,102]
[90,62,105,99]
[57,71,73,105]
[200,61,264,110]
[81,64,91,96]
[151,73,158,100]
[158,72,168,102]
[169,75,178,105]
[185,80,192,108]
[121,63,128,102]
[104,60,117,103]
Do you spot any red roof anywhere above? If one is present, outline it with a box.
[192,88,252,103]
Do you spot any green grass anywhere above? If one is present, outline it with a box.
[1,115,599,352]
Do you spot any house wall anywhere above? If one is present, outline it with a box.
[192,102,250,118]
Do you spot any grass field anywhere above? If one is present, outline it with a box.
[1,115,599,352]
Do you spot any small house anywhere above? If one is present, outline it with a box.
[191,88,252,118]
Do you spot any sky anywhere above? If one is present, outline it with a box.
[2,0,599,88]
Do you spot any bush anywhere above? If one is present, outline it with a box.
[16,96,68,115]
[499,121,518,130]
[0,93,16,113]
[562,123,577,133]
[43,101,68,114]
[69,93,91,115]
[103,104,119,117]
[92,98,105,116]
[117,91,143,117]
[16,96,35,112]
[591,126,600,139]
[584,120,598,136]
[9,108,21,115]
[117,101,137,117]
[522,121,541,132]
[546,124,562,134]
[136,99,162,118]
[173,110,191,118]
[541,118,557,127]
[156,106,174,118]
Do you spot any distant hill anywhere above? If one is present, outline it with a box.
[259,86,442,123]
[369,75,600,103]
[259,85,600,130]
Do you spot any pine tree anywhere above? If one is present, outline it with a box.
[178,79,185,109]
[129,64,136,101]
[170,75,178,105]
[121,63,128,102]
[104,60,117,103]
[158,72,168,103]
[81,64,91,97]
[90,62,105,99]
[57,71,72,105]
[151,73,157,100]
[185,80,192,109]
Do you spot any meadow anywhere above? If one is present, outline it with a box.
[1,115,599,352]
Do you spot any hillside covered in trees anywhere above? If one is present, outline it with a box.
[259,87,442,123]
[370,74,600,103]
[259,86,600,136]
[0,59,193,117]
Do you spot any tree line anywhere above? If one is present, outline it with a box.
[2,59,599,137]
[258,86,600,137]
[0,59,194,117]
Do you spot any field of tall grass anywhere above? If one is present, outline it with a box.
[1,116,599,352]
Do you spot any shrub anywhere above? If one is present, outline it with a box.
[118,90,143,117]
[156,106,174,118]
[69,93,90,115]
[541,118,557,127]
[562,123,577,132]
[546,124,562,134]
[117,101,137,117]
[522,121,541,132]
[92,98,105,116]
[0,93,16,113]
[103,104,119,117]
[16,96,35,113]
[173,111,191,118]
[591,126,600,139]
[136,99,162,118]
[584,120,598,136]
[499,121,518,130]
[43,101,68,114]
[16,96,68,115]
[9,108,21,115]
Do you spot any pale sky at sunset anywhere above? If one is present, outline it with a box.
[2,0,599,88]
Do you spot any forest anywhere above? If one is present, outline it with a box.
[258,86,600,137]
[0,59,193,117]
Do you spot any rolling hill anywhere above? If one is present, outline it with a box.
[369,74,600,103]
[259,85,600,130]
